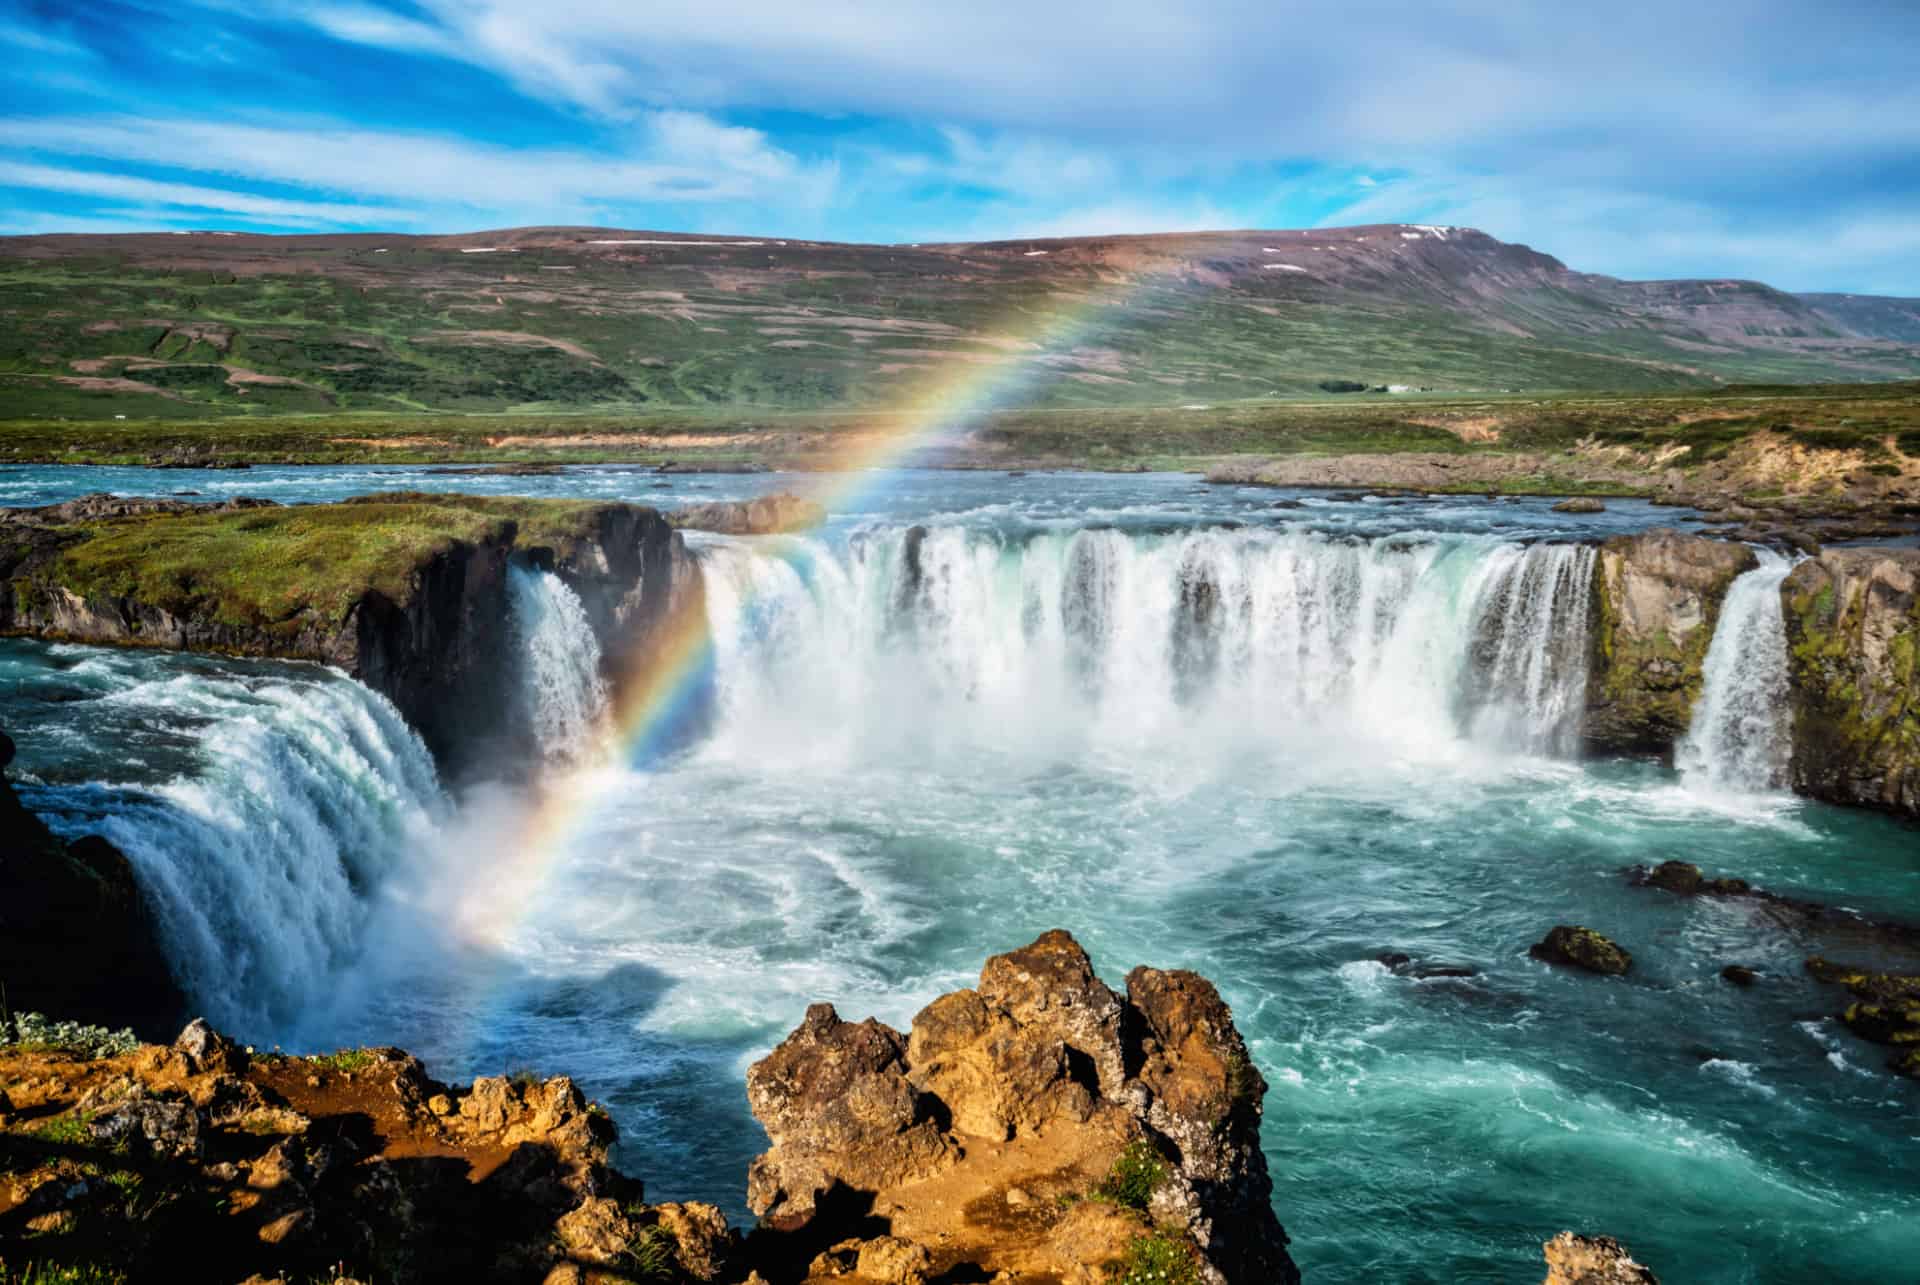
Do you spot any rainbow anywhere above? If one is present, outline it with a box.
[458,260,1175,947]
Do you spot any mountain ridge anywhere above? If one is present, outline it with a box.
[4,222,1917,417]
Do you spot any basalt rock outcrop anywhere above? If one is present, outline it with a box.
[0,493,701,774]
[745,929,1299,1285]
[0,731,181,1037]
[1779,547,1920,817]
[1584,528,1757,755]
[0,1020,735,1284]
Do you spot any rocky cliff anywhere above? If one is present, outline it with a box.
[1781,548,1920,815]
[1584,529,1758,754]
[0,494,700,774]
[745,929,1299,1285]
[0,731,182,1037]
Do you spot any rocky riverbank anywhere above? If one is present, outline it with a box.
[0,493,700,775]
[0,933,1662,1283]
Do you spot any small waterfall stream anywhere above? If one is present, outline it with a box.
[508,564,609,764]
[1678,550,1796,793]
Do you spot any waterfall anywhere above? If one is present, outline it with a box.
[1466,543,1597,755]
[20,658,445,1036]
[508,565,609,763]
[1678,551,1796,793]
[690,525,1597,765]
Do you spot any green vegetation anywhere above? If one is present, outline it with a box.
[0,1263,130,1284]
[1,382,1916,476]
[622,1224,679,1280]
[304,1048,377,1075]
[1091,1141,1172,1211]
[4,230,1917,428]
[1106,1232,1203,1285]
[1,1014,140,1060]
[22,495,615,635]
[27,1112,94,1146]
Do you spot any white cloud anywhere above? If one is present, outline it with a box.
[0,162,410,225]
[9,113,837,215]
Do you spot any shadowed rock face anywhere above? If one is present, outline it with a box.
[1585,529,1757,755]
[1781,548,1920,817]
[0,731,182,1036]
[745,929,1299,1285]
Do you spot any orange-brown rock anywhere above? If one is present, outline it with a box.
[745,930,1298,1285]
[1542,1231,1660,1283]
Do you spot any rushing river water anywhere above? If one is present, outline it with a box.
[5,466,1918,1282]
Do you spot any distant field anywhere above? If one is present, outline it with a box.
[3,383,1917,485]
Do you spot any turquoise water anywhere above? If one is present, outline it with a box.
[5,467,1917,1281]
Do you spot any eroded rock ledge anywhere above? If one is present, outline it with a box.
[0,493,701,774]
[745,929,1299,1285]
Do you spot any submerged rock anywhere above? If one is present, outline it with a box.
[1529,926,1633,976]
[1804,957,1920,1078]
[746,929,1299,1284]
[1720,965,1760,987]
[1542,1231,1659,1283]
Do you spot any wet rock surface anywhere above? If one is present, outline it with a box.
[1529,926,1633,976]
[1804,958,1920,1079]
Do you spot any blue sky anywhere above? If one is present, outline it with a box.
[3,0,1917,293]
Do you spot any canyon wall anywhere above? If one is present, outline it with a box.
[1781,548,1920,815]
[1583,528,1757,755]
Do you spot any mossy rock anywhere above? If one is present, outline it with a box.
[1529,925,1632,976]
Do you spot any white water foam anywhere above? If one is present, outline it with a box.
[508,565,609,764]
[42,668,444,1035]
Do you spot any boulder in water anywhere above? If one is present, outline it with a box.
[1552,497,1607,513]
[1530,926,1633,976]
[1720,965,1760,987]
[1629,861,1752,896]
[1542,1231,1659,1283]
[1805,957,1920,1077]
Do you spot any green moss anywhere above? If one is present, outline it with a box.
[42,502,506,630]
[26,1111,94,1146]
[31,494,620,636]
